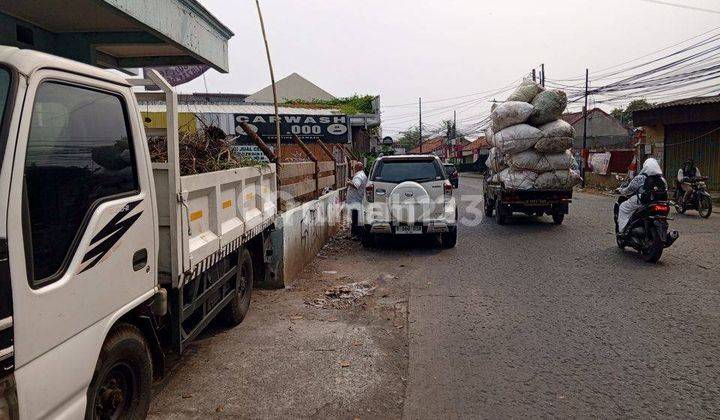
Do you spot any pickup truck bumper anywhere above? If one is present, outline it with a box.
[363,200,457,235]
[367,219,456,234]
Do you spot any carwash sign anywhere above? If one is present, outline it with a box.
[234,114,350,143]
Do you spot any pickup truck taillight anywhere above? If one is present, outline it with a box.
[366,184,374,203]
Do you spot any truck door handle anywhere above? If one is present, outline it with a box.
[133,249,148,271]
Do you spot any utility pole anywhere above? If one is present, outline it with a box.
[540,63,545,87]
[453,110,457,139]
[419,97,423,153]
[255,0,282,161]
[532,68,536,82]
[581,68,589,188]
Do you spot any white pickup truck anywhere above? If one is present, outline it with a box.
[0,46,279,419]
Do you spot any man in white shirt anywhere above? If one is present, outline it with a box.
[346,161,368,237]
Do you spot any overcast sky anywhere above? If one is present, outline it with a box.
[186,0,719,138]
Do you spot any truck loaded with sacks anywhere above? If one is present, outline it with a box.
[483,79,582,225]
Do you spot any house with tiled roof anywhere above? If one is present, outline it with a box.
[408,136,470,161]
[561,108,632,151]
[460,136,491,164]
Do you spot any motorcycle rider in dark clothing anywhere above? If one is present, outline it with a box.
[677,159,701,205]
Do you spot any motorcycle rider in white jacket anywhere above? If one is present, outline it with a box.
[617,158,666,232]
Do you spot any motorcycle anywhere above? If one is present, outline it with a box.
[674,177,713,218]
[614,195,679,263]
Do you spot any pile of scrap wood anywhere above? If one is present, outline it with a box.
[148,127,266,176]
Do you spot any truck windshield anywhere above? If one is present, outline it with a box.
[372,160,443,183]
[0,68,11,171]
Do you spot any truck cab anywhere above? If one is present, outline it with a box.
[0,46,277,419]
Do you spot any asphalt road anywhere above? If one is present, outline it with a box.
[150,174,719,419]
[403,175,720,418]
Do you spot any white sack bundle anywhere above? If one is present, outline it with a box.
[493,124,542,154]
[497,168,538,190]
[534,170,581,190]
[485,147,507,173]
[538,119,575,138]
[485,127,495,147]
[535,136,574,153]
[491,101,534,131]
[506,79,544,103]
[507,149,573,172]
[529,90,568,125]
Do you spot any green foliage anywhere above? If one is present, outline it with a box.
[610,99,653,127]
[398,126,421,150]
[283,95,376,115]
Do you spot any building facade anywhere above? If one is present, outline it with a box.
[633,96,720,191]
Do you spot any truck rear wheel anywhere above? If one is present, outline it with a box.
[552,212,565,225]
[484,196,494,217]
[495,201,507,225]
[223,248,254,326]
[86,324,152,420]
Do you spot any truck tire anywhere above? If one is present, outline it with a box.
[85,324,152,420]
[223,248,254,326]
[361,231,376,248]
[441,227,458,248]
[484,196,494,217]
[552,212,565,225]
[495,201,507,225]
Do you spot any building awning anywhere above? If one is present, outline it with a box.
[0,0,233,72]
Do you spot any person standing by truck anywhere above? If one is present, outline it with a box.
[347,161,367,237]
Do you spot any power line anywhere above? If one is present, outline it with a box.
[639,0,720,15]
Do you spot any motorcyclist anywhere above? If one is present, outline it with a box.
[677,158,701,204]
[617,158,666,233]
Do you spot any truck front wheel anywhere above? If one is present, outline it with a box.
[86,324,152,420]
[223,248,254,326]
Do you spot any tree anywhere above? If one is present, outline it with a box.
[610,99,653,127]
[398,126,421,149]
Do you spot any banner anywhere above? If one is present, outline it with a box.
[143,65,210,89]
[234,114,350,144]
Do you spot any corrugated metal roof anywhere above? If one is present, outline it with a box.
[142,103,338,115]
[643,94,720,110]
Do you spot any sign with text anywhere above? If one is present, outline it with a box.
[234,114,350,144]
[231,145,272,163]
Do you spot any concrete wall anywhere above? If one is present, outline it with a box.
[278,189,345,284]
[642,124,665,168]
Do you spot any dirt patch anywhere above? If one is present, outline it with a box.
[149,225,411,419]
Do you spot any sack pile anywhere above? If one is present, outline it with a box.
[485,79,581,190]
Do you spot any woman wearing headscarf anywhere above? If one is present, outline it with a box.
[617,158,666,232]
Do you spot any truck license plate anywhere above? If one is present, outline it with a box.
[397,225,422,234]
[525,199,548,205]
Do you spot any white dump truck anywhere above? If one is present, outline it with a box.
[0,46,280,419]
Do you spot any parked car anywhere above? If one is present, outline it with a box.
[443,163,459,188]
[362,155,457,248]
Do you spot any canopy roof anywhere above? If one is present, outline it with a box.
[0,0,233,72]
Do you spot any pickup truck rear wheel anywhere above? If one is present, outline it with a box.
[552,212,565,225]
[441,227,458,248]
[86,324,152,420]
[223,249,254,326]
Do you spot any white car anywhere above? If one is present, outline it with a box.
[362,155,457,248]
